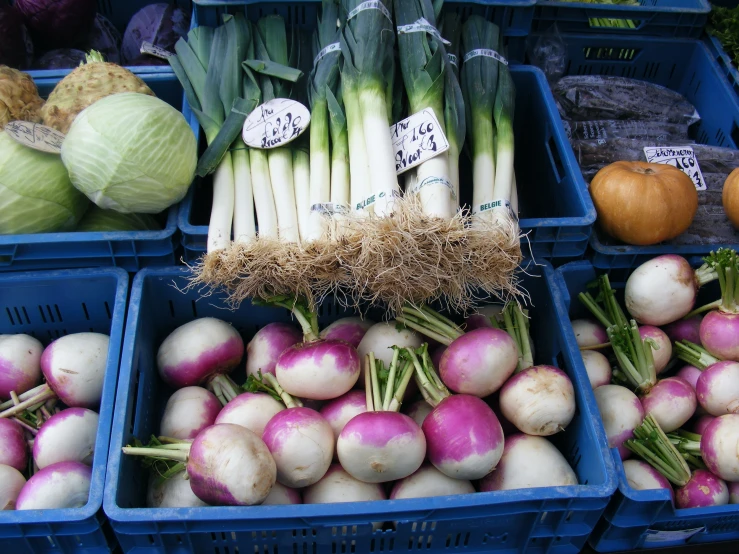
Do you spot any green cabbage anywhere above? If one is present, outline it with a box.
[76,206,160,232]
[0,131,89,234]
[61,92,197,214]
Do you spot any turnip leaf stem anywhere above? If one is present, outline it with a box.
[674,340,719,369]
[406,345,449,407]
[625,415,691,486]
[578,292,612,329]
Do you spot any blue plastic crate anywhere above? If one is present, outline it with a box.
[178,2,592,260]
[533,0,710,38]
[554,260,739,551]
[705,35,739,100]
[26,1,191,79]
[545,34,739,269]
[0,73,185,273]
[103,261,616,553]
[0,267,128,554]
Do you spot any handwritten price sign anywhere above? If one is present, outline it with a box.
[643,146,706,191]
[243,98,310,149]
[5,121,65,154]
[390,108,449,175]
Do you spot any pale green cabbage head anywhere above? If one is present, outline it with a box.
[61,92,197,214]
[0,131,89,234]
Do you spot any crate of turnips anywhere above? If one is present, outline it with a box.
[557,250,739,550]
[103,262,616,553]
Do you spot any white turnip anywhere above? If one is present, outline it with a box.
[0,464,26,510]
[622,459,672,495]
[390,465,474,499]
[147,470,208,508]
[404,399,432,427]
[571,319,608,348]
[16,461,91,510]
[676,470,729,509]
[33,407,98,469]
[303,465,386,507]
[320,390,367,443]
[700,414,739,482]
[696,361,739,416]
[160,387,221,440]
[640,377,696,433]
[263,482,302,505]
[0,334,43,400]
[594,385,645,459]
[320,317,374,348]
[214,391,284,437]
[245,322,301,378]
[638,326,672,374]
[0,418,27,471]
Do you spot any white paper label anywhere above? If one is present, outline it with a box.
[243,98,310,149]
[447,53,458,67]
[397,18,451,46]
[643,527,704,543]
[4,121,64,154]
[355,189,401,212]
[311,203,350,216]
[390,108,449,176]
[347,1,392,23]
[313,42,341,67]
[473,198,518,223]
[407,176,456,199]
[643,146,706,191]
[463,48,508,66]
[140,41,174,59]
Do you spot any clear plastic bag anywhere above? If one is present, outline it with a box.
[563,120,690,144]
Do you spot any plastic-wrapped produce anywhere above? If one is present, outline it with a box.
[121,3,190,66]
[552,76,700,125]
[33,49,86,69]
[564,120,690,144]
[84,14,121,64]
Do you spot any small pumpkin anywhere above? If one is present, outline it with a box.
[722,168,739,229]
[590,161,698,246]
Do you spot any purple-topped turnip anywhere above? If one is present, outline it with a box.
[691,414,715,435]
[640,377,696,433]
[479,434,577,491]
[214,391,284,437]
[638,326,672,374]
[594,385,645,459]
[160,387,221,440]
[320,317,374,348]
[390,464,475,499]
[411,345,505,480]
[404,399,433,427]
[729,481,739,504]
[16,461,92,510]
[675,341,739,416]
[571,319,608,348]
[676,365,702,390]
[337,348,425,483]
[664,315,702,345]
[263,482,302,505]
[499,365,575,436]
[320,391,367,444]
[676,470,729,509]
[303,464,386,505]
[0,334,43,400]
[245,322,301,378]
[581,350,612,389]
[701,414,739,482]
[123,423,276,506]
[33,407,98,469]
[147,469,208,508]
[357,321,423,387]
[0,464,26,510]
[157,318,244,404]
[622,459,672,496]
[0,419,27,472]
[397,304,517,397]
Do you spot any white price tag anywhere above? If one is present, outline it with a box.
[643,146,706,191]
[243,98,310,149]
[643,527,704,543]
[390,108,449,175]
[4,121,64,154]
[140,41,174,60]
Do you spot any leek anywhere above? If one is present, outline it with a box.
[395,0,452,219]
[341,0,400,216]
[492,31,516,225]
[327,83,349,207]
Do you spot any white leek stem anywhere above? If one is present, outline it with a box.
[232,145,256,244]
[448,140,460,213]
[267,147,300,243]
[330,156,350,206]
[491,144,514,226]
[250,149,278,239]
[344,87,370,214]
[207,152,235,252]
[510,171,519,215]
[293,149,311,241]
[472,152,495,225]
[414,152,453,219]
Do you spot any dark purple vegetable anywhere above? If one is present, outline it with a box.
[0,4,33,68]
[121,3,190,66]
[33,48,86,70]
[83,14,121,64]
[15,0,97,49]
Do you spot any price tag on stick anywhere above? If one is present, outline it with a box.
[643,146,706,191]
[243,98,310,149]
[390,108,449,175]
[4,121,65,154]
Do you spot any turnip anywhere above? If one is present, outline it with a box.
[700,414,739,482]
[397,304,517,397]
[0,332,109,418]
[622,459,672,495]
[499,365,576,436]
[245,322,301,378]
[638,326,671,374]
[263,482,302,505]
[664,315,702,345]
[676,470,729,509]
[594,385,645,459]
[390,465,475,499]
[147,470,208,508]
[0,418,27,471]
[337,348,425,483]
[303,464,386,505]
[676,365,702,390]
[0,334,43,400]
[33,407,98,469]
[465,304,503,331]
[691,414,715,435]
[581,350,612,389]
[16,461,92,510]
[479,434,577,491]
[404,399,432,427]
[0,464,26,510]
[430,345,446,370]
[571,319,608,348]
[640,377,696,433]
[160,387,221,440]
[320,317,374,348]
[320,390,367,443]
[157,318,244,404]
[730,481,739,504]
[696,361,739,416]
[214,391,284,437]
[263,296,360,401]
[123,423,276,506]
[357,320,423,386]
[486,392,518,436]
[412,345,504,480]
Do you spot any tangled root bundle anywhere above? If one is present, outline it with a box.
[186,196,524,315]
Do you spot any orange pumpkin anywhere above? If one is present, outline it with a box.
[722,168,739,229]
[590,161,697,246]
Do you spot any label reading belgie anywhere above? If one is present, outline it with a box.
[4,121,65,154]
[243,98,310,149]
[390,108,449,175]
[643,146,706,191]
